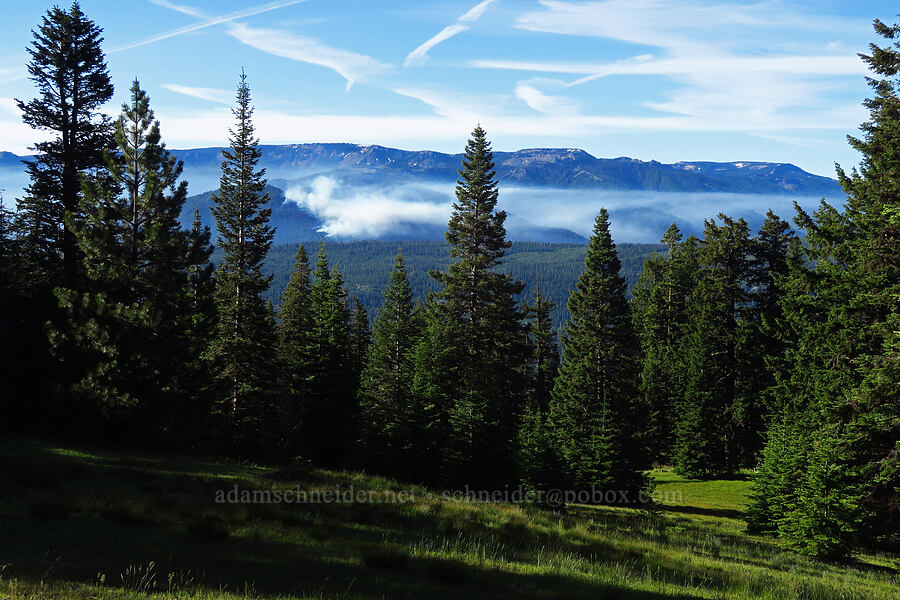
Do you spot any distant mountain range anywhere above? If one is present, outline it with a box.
[169,144,841,195]
[1,144,844,243]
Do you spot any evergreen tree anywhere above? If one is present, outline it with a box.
[52,80,191,427]
[359,252,427,478]
[422,125,527,487]
[303,244,355,465]
[278,244,314,451]
[740,211,797,451]
[180,208,216,434]
[524,282,559,416]
[676,215,752,478]
[631,224,697,465]
[749,19,900,557]
[15,1,114,290]
[518,284,564,498]
[349,296,371,389]
[548,209,647,499]
[208,72,276,449]
[745,413,808,534]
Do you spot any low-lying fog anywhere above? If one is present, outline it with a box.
[0,163,845,243]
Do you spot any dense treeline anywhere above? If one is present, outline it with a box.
[0,2,896,563]
[262,240,662,332]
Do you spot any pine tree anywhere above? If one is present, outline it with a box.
[349,296,371,389]
[359,252,427,478]
[52,80,191,424]
[740,211,797,453]
[208,72,276,448]
[524,282,559,416]
[749,19,900,557]
[675,215,752,478]
[302,244,354,465]
[423,125,527,487]
[631,224,698,465]
[180,208,216,433]
[15,1,114,290]
[278,244,314,451]
[548,209,648,499]
[518,284,564,498]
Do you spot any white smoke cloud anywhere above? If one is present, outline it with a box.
[281,174,839,241]
[285,176,452,237]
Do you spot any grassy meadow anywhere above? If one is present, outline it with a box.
[0,436,896,599]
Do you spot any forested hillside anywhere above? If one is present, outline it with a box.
[0,7,897,600]
[260,241,663,328]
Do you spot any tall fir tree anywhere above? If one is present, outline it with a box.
[302,244,355,465]
[15,1,114,290]
[8,2,114,423]
[278,244,314,452]
[748,19,900,558]
[420,125,527,487]
[524,282,559,416]
[208,72,277,450]
[359,252,428,479]
[548,209,648,498]
[180,208,216,434]
[349,296,371,391]
[631,224,698,465]
[52,80,192,431]
[739,211,797,453]
[675,215,752,478]
[518,282,565,498]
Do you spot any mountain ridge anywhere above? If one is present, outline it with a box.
[1,144,842,196]
[172,143,841,195]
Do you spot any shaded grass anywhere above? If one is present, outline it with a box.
[0,436,897,599]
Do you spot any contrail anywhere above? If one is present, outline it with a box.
[112,0,307,53]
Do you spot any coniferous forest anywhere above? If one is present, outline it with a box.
[0,4,898,598]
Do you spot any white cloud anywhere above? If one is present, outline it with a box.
[469,0,868,136]
[227,22,391,91]
[285,176,451,237]
[163,84,233,105]
[404,0,497,67]
[514,83,580,116]
[515,0,861,49]
[391,87,489,119]
[113,0,307,52]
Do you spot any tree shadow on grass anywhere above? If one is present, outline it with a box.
[655,503,745,520]
[0,439,740,600]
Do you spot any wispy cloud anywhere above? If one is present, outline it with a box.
[113,0,307,52]
[515,0,862,49]
[227,22,391,91]
[163,84,234,105]
[404,0,498,67]
[470,0,868,135]
[514,81,580,116]
[472,55,863,82]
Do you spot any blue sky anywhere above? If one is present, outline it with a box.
[0,0,896,177]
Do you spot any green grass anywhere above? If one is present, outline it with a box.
[1,436,897,599]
